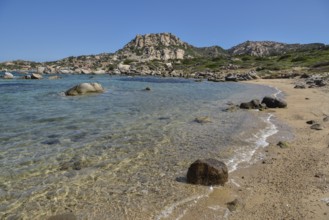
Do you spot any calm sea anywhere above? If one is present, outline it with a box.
[0,74,278,219]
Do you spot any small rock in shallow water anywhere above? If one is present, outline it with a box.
[306,120,317,125]
[227,198,244,212]
[194,116,211,124]
[310,124,324,130]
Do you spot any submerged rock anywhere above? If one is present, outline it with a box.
[48,213,77,220]
[187,158,228,186]
[65,82,104,96]
[194,116,211,124]
[261,96,287,108]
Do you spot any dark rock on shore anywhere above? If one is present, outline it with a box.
[187,158,228,186]
[277,141,289,149]
[65,82,104,96]
[261,96,287,108]
[239,99,266,110]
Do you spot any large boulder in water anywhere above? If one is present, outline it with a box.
[261,96,287,108]
[187,158,228,186]
[65,82,104,96]
[3,72,14,79]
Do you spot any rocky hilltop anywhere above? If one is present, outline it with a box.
[117,33,226,61]
[1,33,328,79]
[228,41,326,57]
[117,33,188,60]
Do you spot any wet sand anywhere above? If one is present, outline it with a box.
[180,79,329,219]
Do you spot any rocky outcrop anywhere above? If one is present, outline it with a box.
[225,71,259,82]
[118,33,190,61]
[187,158,228,186]
[228,41,325,57]
[65,82,104,96]
[261,96,287,108]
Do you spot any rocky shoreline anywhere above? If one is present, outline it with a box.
[177,78,329,220]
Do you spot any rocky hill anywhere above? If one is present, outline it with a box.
[228,41,326,57]
[116,33,226,60]
[1,33,328,78]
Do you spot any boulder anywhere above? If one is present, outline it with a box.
[187,158,228,186]
[31,73,43,79]
[3,72,14,79]
[225,74,238,82]
[261,96,287,108]
[65,82,104,96]
[239,99,265,109]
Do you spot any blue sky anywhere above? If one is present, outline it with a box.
[0,0,328,62]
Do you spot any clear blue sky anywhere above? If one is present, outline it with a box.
[0,0,328,62]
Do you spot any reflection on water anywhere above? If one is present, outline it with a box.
[0,74,276,219]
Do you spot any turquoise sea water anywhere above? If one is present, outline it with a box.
[0,74,278,219]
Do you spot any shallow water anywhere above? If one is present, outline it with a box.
[0,74,277,219]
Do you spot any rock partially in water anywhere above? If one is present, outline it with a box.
[144,87,151,91]
[187,158,228,186]
[227,198,245,212]
[261,96,287,108]
[31,73,43,79]
[65,82,104,96]
[239,99,265,110]
[3,72,14,79]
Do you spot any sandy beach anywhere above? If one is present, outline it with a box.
[180,79,329,220]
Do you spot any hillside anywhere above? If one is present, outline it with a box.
[1,33,329,79]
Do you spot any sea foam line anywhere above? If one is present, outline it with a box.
[155,188,213,220]
[227,113,278,173]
